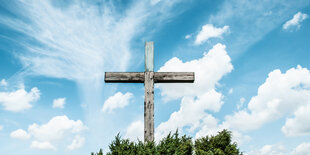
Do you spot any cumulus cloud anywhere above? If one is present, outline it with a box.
[10,129,30,140]
[124,120,144,141]
[248,144,285,155]
[283,12,308,30]
[292,142,310,155]
[195,24,229,45]
[31,141,56,150]
[67,135,85,150]
[0,87,40,112]
[102,92,133,113]
[155,43,233,140]
[248,142,310,155]
[12,115,86,150]
[52,98,66,109]
[225,66,310,136]
[193,114,225,139]
[28,115,86,142]
[157,43,233,101]
[156,90,224,140]
[282,104,310,136]
[0,79,7,87]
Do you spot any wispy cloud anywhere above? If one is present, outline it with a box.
[237,97,245,110]
[208,0,309,56]
[0,79,8,87]
[1,1,147,81]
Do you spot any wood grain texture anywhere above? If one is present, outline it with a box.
[144,71,154,142]
[105,72,144,83]
[145,42,154,72]
[154,72,194,83]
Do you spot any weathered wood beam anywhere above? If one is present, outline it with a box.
[154,72,195,83]
[105,72,144,83]
[145,42,154,72]
[144,71,154,142]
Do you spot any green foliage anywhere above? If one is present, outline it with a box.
[92,129,242,155]
[157,130,193,155]
[194,130,242,155]
[91,148,103,155]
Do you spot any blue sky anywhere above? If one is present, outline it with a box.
[1,0,310,154]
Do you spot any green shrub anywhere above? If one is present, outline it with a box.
[91,129,242,155]
[194,130,242,155]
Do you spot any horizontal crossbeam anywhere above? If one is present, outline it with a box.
[105,72,144,83]
[105,72,194,83]
[154,72,194,83]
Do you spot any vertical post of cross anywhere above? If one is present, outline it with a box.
[144,42,154,142]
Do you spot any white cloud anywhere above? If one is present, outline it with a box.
[155,43,233,140]
[237,97,246,110]
[231,130,251,145]
[52,98,66,109]
[193,115,250,145]
[0,79,7,87]
[185,34,191,39]
[193,113,225,139]
[248,144,285,155]
[0,87,40,112]
[31,141,56,150]
[225,66,310,134]
[248,142,310,155]
[195,24,229,45]
[102,92,133,113]
[124,121,144,141]
[0,125,3,131]
[3,0,184,82]
[292,142,310,155]
[0,0,197,150]
[228,88,233,94]
[67,135,85,150]
[0,1,151,82]
[157,43,233,101]
[28,115,87,142]
[10,129,30,140]
[282,104,310,136]
[283,12,308,30]
[208,0,309,55]
[151,0,161,5]
[12,115,86,150]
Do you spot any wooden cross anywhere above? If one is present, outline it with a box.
[104,42,195,142]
